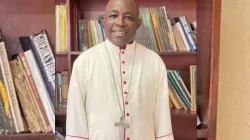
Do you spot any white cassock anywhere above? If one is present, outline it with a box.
[66,39,174,140]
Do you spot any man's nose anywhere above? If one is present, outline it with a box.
[116,16,125,26]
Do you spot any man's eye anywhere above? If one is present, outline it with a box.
[125,16,133,20]
[109,15,118,18]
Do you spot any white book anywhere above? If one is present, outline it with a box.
[24,50,55,133]
[56,4,62,52]
[176,22,191,51]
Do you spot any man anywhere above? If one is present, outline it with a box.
[66,0,174,139]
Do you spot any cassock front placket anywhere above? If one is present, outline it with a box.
[119,47,130,140]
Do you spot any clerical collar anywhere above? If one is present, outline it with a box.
[105,39,136,54]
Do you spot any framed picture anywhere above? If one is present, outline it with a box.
[190,65,197,112]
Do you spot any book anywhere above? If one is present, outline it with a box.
[0,35,25,133]
[20,30,56,108]
[9,58,42,133]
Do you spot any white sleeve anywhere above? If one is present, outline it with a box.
[66,60,89,140]
[154,59,174,140]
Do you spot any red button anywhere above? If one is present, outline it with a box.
[125,101,128,105]
[123,71,126,74]
[122,61,125,64]
[123,81,126,84]
[122,51,125,54]
[124,91,127,94]
[127,137,130,140]
[126,113,130,116]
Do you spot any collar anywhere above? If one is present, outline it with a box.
[105,39,136,54]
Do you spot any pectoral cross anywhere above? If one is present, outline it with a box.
[114,116,130,140]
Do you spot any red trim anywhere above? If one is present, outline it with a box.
[66,135,89,139]
[155,133,173,139]
[119,48,126,140]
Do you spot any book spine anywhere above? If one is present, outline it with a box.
[0,81,11,134]
[55,4,62,52]
[176,22,190,51]
[179,16,197,51]
[0,42,24,133]
[167,71,189,110]
[83,19,89,50]
[169,71,191,109]
[24,50,55,133]
[19,53,52,133]
[9,59,42,133]
[61,71,68,109]
[29,31,55,107]
[57,73,63,110]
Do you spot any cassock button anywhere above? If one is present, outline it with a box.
[126,113,130,116]
[127,137,130,140]
[123,71,126,74]
[125,101,129,105]
[122,51,125,54]
[122,60,125,64]
[124,91,128,94]
[123,81,127,84]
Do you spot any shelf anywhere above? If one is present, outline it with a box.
[197,128,208,139]
[170,109,196,140]
[70,51,83,55]
[158,51,196,56]
[56,52,68,56]
[0,133,54,140]
[56,109,66,116]
[170,108,196,117]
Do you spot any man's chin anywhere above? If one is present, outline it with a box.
[110,39,128,47]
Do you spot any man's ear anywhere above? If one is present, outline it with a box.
[102,15,106,29]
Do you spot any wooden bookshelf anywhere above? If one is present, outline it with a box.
[0,0,55,139]
[54,0,198,140]
[57,0,221,140]
[56,0,221,139]
[0,133,55,140]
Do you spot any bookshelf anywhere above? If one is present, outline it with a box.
[0,0,55,139]
[0,133,54,140]
[55,0,221,140]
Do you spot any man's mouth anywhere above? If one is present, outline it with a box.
[112,31,127,36]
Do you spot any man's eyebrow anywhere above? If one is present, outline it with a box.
[110,10,133,15]
[124,12,133,15]
[111,10,118,13]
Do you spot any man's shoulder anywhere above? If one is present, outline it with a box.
[76,42,104,59]
[73,42,104,66]
[137,43,162,60]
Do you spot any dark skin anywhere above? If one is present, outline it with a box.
[103,0,141,49]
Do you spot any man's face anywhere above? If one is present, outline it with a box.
[103,0,141,47]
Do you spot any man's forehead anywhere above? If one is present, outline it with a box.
[105,0,139,12]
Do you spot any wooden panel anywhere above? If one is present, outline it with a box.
[207,0,221,138]
[171,109,196,140]
[56,55,68,72]
[197,0,221,139]
[0,0,55,57]
[56,114,67,136]
[161,54,196,70]
[197,0,213,129]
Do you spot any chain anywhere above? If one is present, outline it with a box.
[104,42,137,116]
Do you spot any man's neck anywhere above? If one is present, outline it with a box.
[108,39,134,50]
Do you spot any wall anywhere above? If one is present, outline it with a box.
[217,0,250,139]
